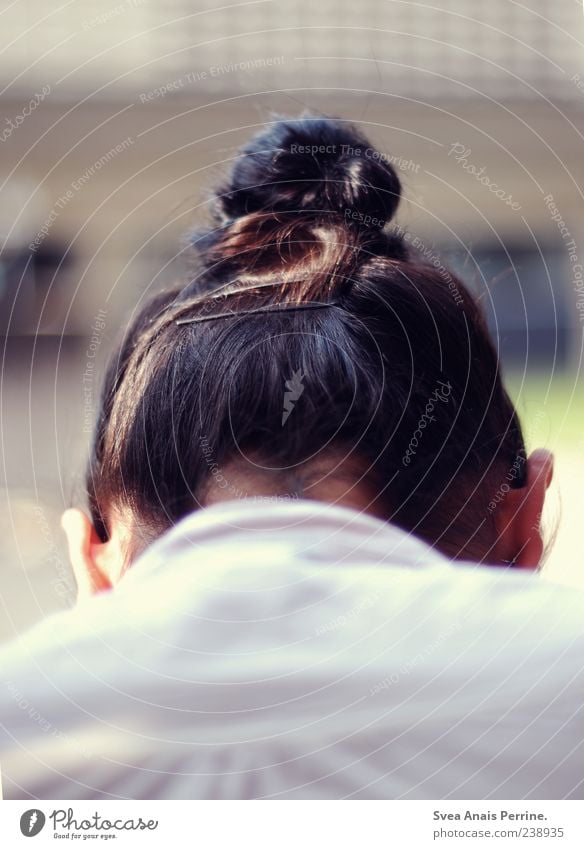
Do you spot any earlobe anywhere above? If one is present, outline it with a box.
[500,449,554,569]
[61,508,113,600]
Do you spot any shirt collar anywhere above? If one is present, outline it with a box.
[122,499,449,586]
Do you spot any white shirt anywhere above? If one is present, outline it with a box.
[1,499,583,799]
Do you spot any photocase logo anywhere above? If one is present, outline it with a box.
[282,368,305,425]
[18,807,158,839]
[20,810,46,837]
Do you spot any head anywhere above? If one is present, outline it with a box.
[62,116,553,597]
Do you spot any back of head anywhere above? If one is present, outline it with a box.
[87,115,525,562]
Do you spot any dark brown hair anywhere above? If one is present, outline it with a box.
[86,116,526,562]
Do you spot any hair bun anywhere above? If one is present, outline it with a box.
[214,116,402,230]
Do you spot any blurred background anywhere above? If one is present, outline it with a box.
[1,0,583,642]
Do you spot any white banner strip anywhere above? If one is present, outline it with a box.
[0,800,583,848]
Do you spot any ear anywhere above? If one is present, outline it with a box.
[61,508,113,600]
[496,449,554,569]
